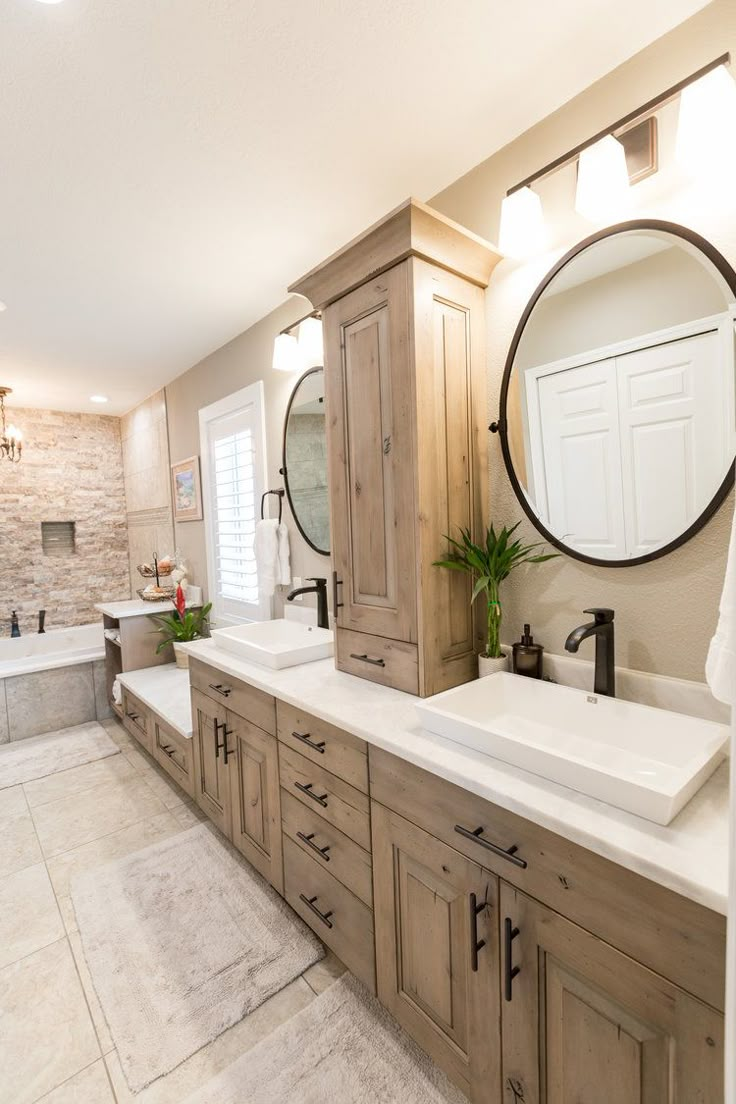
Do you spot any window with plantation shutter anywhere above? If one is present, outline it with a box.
[199,382,270,624]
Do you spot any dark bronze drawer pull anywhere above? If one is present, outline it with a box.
[504,916,521,1001]
[469,892,487,972]
[126,711,139,722]
[208,682,232,698]
[214,718,232,764]
[299,893,333,929]
[294,781,329,808]
[292,731,326,754]
[350,653,386,668]
[332,572,343,612]
[161,744,174,755]
[296,831,331,862]
[454,824,527,869]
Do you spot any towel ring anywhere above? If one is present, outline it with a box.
[261,488,285,524]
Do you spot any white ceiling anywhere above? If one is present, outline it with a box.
[1,0,710,415]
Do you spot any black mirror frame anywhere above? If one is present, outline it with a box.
[281,366,330,557]
[498,219,736,568]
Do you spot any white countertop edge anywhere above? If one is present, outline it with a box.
[182,639,729,917]
[118,666,193,740]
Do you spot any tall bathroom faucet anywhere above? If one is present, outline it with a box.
[565,608,615,697]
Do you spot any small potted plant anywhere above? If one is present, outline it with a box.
[152,585,212,669]
[434,522,558,677]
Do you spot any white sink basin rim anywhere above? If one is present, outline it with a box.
[211,619,334,670]
[415,673,728,825]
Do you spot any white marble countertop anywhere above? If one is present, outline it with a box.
[182,638,730,916]
[96,599,178,620]
[118,664,192,739]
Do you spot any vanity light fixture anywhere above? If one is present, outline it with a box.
[0,387,23,463]
[574,135,631,223]
[272,310,322,373]
[500,52,732,253]
[676,63,736,175]
[498,186,546,260]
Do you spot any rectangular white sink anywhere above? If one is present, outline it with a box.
[211,619,334,670]
[416,673,728,825]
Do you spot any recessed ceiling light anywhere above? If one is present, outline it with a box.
[34,0,66,5]
[0,302,7,313]
[90,395,109,404]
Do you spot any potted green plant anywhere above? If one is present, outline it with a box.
[151,585,212,669]
[434,522,558,677]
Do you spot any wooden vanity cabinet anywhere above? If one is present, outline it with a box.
[121,688,152,754]
[190,660,283,892]
[501,884,724,1104]
[290,199,502,698]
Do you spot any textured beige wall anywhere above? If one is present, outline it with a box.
[430,0,735,681]
[120,389,175,595]
[164,299,331,617]
[0,408,129,633]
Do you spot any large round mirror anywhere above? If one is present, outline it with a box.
[500,220,736,566]
[282,367,330,556]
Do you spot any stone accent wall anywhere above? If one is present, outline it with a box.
[0,408,130,634]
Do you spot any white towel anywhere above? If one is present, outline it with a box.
[112,677,122,706]
[255,519,280,597]
[277,522,291,587]
[705,499,736,1101]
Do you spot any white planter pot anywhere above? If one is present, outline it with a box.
[173,643,190,670]
[478,649,509,678]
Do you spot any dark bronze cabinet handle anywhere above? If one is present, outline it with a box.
[292,731,326,754]
[214,718,232,763]
[296,831,331,862]
[126,711,139,722]
[350,653,386,668]
[455,824,527,869]
[332,572,343,612]
[469,893,487,972]
[294,781,329,808]
[504,917,521,1001]
[208,683,232,698]
[299,893,333,929]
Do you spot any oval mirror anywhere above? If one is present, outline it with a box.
[282,367,331,556]
[500,220,736,566]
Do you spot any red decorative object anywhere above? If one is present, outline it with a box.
[175,584,186,620]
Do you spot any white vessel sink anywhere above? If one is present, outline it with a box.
[211,619,334,670]
[415,673,728,825]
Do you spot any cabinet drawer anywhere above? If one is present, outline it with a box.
[277,701,368,793]
[152,717,194,799]
[121,690,151,753]
[283,836,375,992]
[336,629,419,695]
[189,658,276,735]
[281,789,373,908]
[370,746,727,1013]
[279,743,371,851]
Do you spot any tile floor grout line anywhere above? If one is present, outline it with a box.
[0,932,70,973]
[29,1053,112,1104]
[30,795,173,866]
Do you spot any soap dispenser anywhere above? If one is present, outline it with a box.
[10,611,20,639]
[512,624,543,679]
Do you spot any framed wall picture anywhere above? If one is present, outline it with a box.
[171,456,203,522]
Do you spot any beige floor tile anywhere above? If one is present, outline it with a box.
[57,894,79,935]
[45,810,182,897]
[23,753,138,810]
[104,977,315,1104]
[36,1059,115,1103]
[0,939,100,1104]
[0,785,29,819]
[302,949,347,995]
[99,718,137,751]
[171,801,207,829]
[0,862,64,968]
[127,753,189,810]
[0,799,43,879]
[31,775,168,858]
[68,931,114,1055]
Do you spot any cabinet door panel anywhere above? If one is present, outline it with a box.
[228,715,282,893]
[190,688,230,834]
[500,883,724,1104]
[372,801,500,1102]
[323,264,416,643]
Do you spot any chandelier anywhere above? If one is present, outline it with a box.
[0,388,22,463]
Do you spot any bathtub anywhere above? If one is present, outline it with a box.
[0,623,105,678]
[0,624,109,740]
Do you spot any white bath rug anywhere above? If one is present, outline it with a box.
[182,973,467,1104]
[0,721,119,789]
[72,822,324,1093]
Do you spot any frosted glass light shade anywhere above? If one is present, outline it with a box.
[498,187,546,259]
[676,65,736,175]
[575,135,630,223]
[272,332,301,373]
[298,316,324,368]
